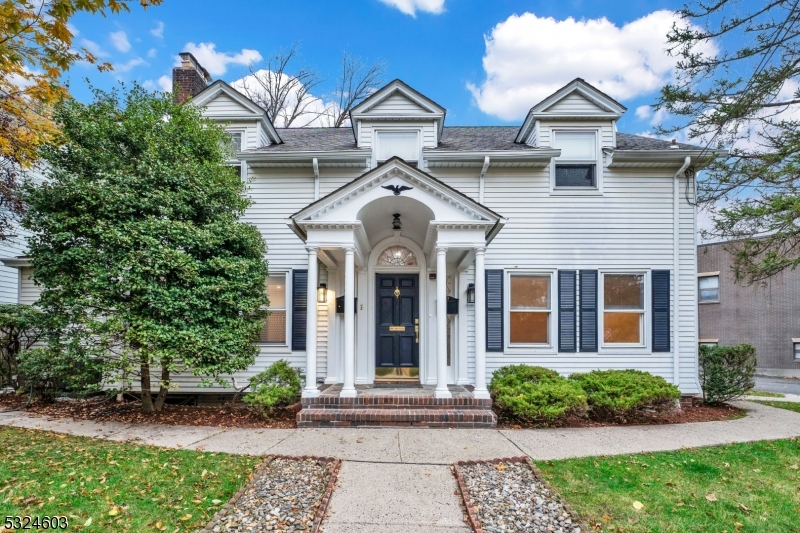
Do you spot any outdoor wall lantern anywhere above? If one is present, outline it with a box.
[467,283,475,304]
[317,283,328,304]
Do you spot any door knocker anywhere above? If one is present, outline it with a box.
[394,287,400,298]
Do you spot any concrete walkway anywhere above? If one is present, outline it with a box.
[3,401,800,531]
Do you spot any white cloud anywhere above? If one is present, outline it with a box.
[150,21,164,39]
[378,0,445,17]
[635,105,652,120]
[468,10,718,121]
[109,30,131,53]
[231,70,343,127]
[113,57,146,73]
[147,48,157,58]
[180,42,262,77]
[157,75,172,92]
[80,38,109,58]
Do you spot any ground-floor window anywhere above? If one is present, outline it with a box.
[259,274,287,344]
[508,273,551,345]
[602,273,645,346]
[794,341,800,360]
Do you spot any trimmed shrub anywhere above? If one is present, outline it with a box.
[570,369,680,421]
[0,304,47,390]
[699,344,756,404]
[489,365,587,425]
[244,360,304,417]
[17,347,103,402]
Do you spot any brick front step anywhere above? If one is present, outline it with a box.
[301,395,492,409]
[297,408,498,428]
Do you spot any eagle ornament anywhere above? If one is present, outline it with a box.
[381,184,413,196]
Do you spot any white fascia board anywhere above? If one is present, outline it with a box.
[609,149,726,167]
[424,149,560,161]
[0,258,30,268]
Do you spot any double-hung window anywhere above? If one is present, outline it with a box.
[602,273,645,345]
[698,274,719,303]
[794,341,800,361]
[259,275,286,344]
[553,131,598,188]
[508,274,551,345]
[375,131,420,166]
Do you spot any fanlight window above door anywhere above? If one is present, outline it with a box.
[377,246,417,266]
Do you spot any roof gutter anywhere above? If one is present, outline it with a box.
[238,150,371,164]
[424,149,560,161]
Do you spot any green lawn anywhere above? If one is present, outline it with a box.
[754,400,800,414]
[746,390,786,398]
[538,439,800,533]
[0,427,259,532]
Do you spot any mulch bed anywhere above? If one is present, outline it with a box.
[496,403,745,430]
[0,393,298,429]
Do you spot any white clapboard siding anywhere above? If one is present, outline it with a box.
[201,93,252,117]
[367,93,430,115]
[0,228,29,303]
[19,267,40,305]
[429,165,698,391]
[358,121,438,149]
[537,121,614,148]
[546,92,608,114]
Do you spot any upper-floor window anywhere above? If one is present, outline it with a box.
[224,131,243,153]
[376,131,419,166]
[698,274,719,303]
[553,131,597,188]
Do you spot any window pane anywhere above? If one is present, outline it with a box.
[794,343,800,360]
[377,132,419,161]
[510,276,549,308]
[555,132,596,159]
[555,164,595,187]
[699,288,719,302]
[259,311,286,343]
[699,276,719,290]
[604,274,644,309]
[604,312,642,343]
[510,312,549,344]
[266,275,286,308]
[225,131,242,152]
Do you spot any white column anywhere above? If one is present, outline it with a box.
[340,246,357,398]
[435,246,451,398]
[473,247,489,399]
[302,246,320,398]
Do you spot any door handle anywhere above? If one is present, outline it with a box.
[414,318,419,343]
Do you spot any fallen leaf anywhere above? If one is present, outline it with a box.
[495,464,507,471]
[155,522,166,531]
[179,514,192,521]
[789,464,799,470]
[84,517,92,527]
[211,499,222,505]
[108,507,120,516]
[706,493,718,502]
[632,501,644,510]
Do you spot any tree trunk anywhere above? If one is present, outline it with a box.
[153,363,170,412]
[140,358,154,413]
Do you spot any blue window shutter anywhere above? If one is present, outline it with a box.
[486,269,504,352]
[652,270,670,352]
[579,270,597,352]
[558,271,577,352]
[292,270,308,351]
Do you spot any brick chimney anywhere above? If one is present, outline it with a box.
[172,52,211,104]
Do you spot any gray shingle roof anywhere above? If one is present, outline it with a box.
[246,126,703,153]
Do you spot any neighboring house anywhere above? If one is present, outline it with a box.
[698,240,800,378]
[3,53,708,407]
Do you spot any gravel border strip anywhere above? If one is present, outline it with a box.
[452,457,591,533]
[195,454,342,533]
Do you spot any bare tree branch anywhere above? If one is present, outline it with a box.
[328,53,387,128]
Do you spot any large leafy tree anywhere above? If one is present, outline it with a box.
[0,0,161,240]
[657,0,800,283]
[22,85,269,412]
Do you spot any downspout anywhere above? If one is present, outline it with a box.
[313,157,320,201]
[673,156,691,387]
[479,156,490,203]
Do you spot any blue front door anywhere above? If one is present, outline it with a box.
[376,273,419,372]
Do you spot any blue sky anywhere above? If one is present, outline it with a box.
[66,0,694,135]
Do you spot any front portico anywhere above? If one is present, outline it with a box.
[287,158,505,400]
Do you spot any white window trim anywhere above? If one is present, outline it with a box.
[598,269,650,353]
[372,128,422,169]
[550,127,604,196]
[256,270,290,347]
[504,270,557,354]
[698,274,720,304]
[793,341,800,361]
[224,128,245,154]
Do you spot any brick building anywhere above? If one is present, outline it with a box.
[698,241,800,377]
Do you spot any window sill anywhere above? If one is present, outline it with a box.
[699,301,720,305]
[549,187,602,197]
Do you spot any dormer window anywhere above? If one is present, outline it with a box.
[224,131,243,153]
[376,131,420,166]
[553,131,598,188]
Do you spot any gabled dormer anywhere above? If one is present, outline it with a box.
[349,80,446,167]
[191,79,283,148]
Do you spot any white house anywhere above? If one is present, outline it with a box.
[5,53,708,427]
